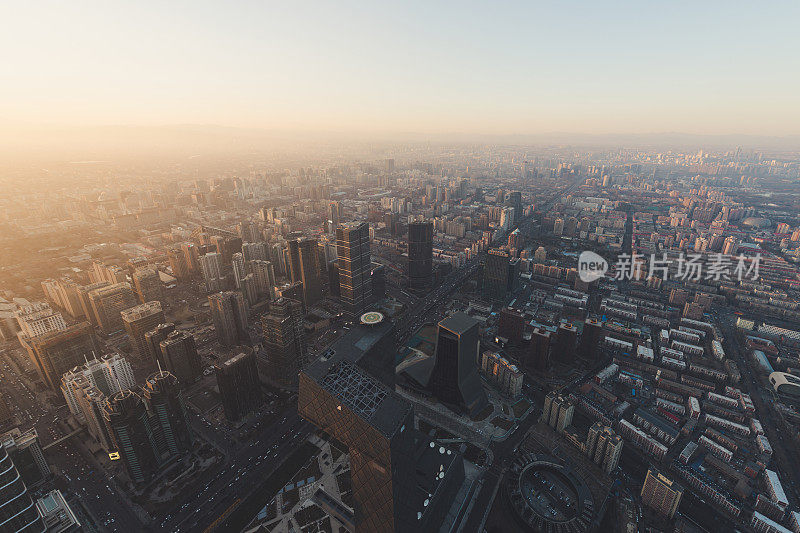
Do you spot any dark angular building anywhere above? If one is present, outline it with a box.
[428,313,488,416]
[142,371,193,458]
[288,238,324,308]
[144,322,176,366]
[553,322,578,365]
[25,322,99,390]
[159,330,201,384]
[483,249,518,302]
[298,312,464,533]
[261,297,306,388]
[408,221,433,292]
[498,307,525,344]
[121,301,165,360]
[526,328,551,372]
[579,318,604,362]
[336,222,372,320]
[370,263,386,302]
[103,389,160,485]
[215,347,262,422]
[0,444,45,533]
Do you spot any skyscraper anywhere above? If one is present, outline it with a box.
[336,222,372,319]
[208,291,248,347]
[249,260,276,300]
[167,248,190,281]
[121,301,165,359]
[553,322,578,365]
[428,313,488,415]
[484,249,514,301]
[579,318,604,362]
[526,328,551,371]
[215,347,262,422]
[0,428,50,488]
[103,389,160,485]
[144,322,176,366]
[26,322,98,390]
[61,353,135,418]
[0,443,45,532]
[159,330,201,384]
[131,267,163,305]
[298,311,463,532]
[641,468,683,518]
[200,253,225,293]
[87,282,138,335]
[288,238,323,308]
[408,221,433,292]
[142,371,193,457]
[261,297,306,388]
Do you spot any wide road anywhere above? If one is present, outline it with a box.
[718,311,800,504]
[160,406,311,532]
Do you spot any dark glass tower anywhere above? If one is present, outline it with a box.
[214,347,262,422]
[159,330,201,384]
[428,313,488,416]
[261,297,306,388]
[142,371,193,457]
[0,444,45,533]
[336,222,372,319]
[483,249,511,302]
[408,221,433,292]
[288,238,323,307]
[103,389,160,485]
[144,322,175,366]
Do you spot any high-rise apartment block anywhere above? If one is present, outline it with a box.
[641,468,683,518]
[336,222,372,319]
[200,252,225,293]
[61,353,135,417]
[121,301,165,359]
[208,291,248,347]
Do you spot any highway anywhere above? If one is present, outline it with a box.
[159,407,311,532]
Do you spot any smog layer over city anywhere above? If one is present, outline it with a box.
[2,2,800,533]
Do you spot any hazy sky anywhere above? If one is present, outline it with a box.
[3,1,800,135]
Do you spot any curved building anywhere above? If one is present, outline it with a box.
[0,445,45,533]
[769,372,800,399]
[504,453,595,533]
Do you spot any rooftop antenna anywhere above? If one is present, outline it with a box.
[157,359,164,375]
[84,351,90,365]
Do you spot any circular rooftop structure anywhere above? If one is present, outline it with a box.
[359,311,385,326]
[504,453,595,532]
[742,217,772,229]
